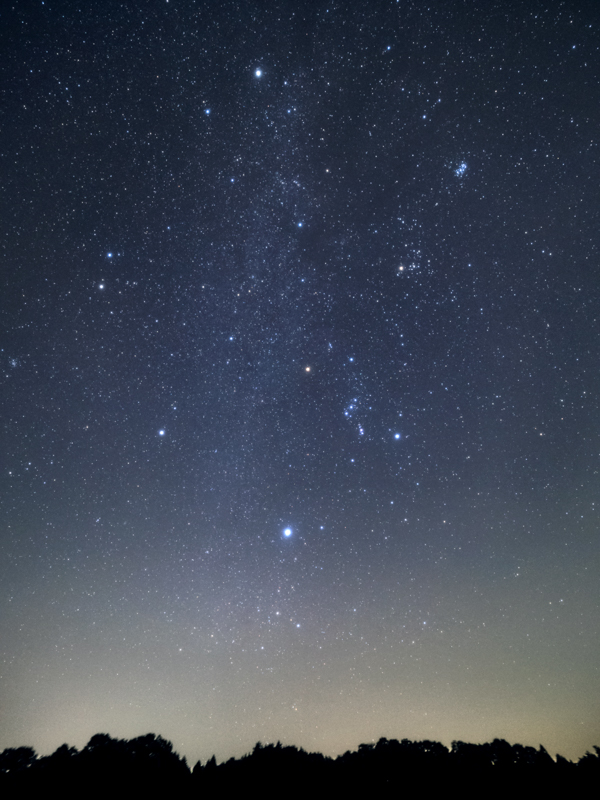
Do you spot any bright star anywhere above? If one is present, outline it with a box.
[107,252,113,258]
[394,433,401,440]
[205,108,210,115]
[99,283,104,289]
[255,69,262,77]
[283,528,292,537]
[159,430,165,436]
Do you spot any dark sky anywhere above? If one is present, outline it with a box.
[1,0,599,764]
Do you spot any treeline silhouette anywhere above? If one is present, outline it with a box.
[1,732,598,798]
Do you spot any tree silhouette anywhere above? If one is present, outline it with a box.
[1,732,599,797]
[0,746,37,774]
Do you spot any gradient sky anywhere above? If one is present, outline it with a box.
[1,0,599,765]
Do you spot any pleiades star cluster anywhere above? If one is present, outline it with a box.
[1,0,599,765]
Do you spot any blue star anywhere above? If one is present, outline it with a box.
[158,430,165,436]
[255,68,262,77]
[283,527,292,538]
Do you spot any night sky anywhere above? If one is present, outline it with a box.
[2,0,599,765]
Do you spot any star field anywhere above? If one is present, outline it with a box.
[1,0,599,765]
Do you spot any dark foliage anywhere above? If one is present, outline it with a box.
[0,732,189,799]
[0,746,37,774]
[0,732,598,799]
